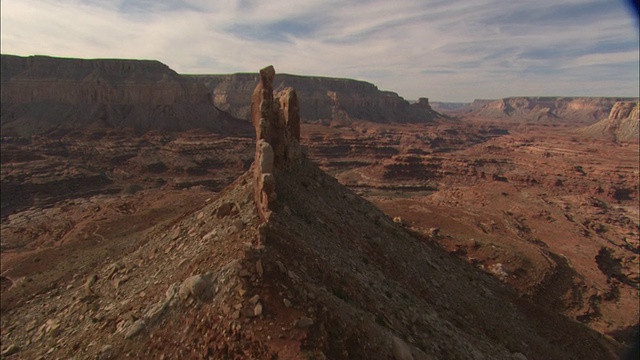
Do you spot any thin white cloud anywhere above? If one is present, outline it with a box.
[1,0,638,101]
[569,50,639,68]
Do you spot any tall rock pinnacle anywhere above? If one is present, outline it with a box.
[251,66,302,221]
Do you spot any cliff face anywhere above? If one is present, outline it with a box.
[190,73,440,124]
[578,101,639,143]
[469,97,635,124]
[608,101,640,120]
[1,55,252,137]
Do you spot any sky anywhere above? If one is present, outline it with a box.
[1,0,638,102]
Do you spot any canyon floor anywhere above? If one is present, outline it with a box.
[1,116,638,358]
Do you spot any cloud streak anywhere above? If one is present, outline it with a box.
[1,0,638,101]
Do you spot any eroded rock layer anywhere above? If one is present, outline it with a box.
[191,73,440,124]
[467,97,636,123]
[1,55,252,137]
[577,101,639,143]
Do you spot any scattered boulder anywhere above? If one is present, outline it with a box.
[106,261,125,279]
[178,274,210,302]
[124,319,146,339]
[391,336,414,360]
[232,219,245,232]
[253,303,263,317]
[97,345,118,360]
[216,202,234,218]
[297,316,314,328]
[84,274,98,294]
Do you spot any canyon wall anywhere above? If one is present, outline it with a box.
[190,73,440,124]
[1,55,252,137]
[468,97,635,124]
[578,101,639,143]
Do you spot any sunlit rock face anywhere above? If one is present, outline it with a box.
[579,101,639,142]
[194,72,440,124]
[469,97,636,123]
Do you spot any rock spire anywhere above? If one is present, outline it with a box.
[251,66,302,221]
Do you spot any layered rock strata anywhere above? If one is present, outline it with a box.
[1,55,251,136]
[468,97,636,123]
[192,73,440,124]
[579,101,639,142]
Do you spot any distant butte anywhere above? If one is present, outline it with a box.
[466,97,637,123]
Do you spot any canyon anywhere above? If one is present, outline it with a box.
[1,55,638,359]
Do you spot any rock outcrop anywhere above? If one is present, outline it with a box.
[468,97,635,124]
[608,101,640,121]
[1,55,252,137]
[578,101,639,143]
[251,66,302,221]
[191,73,441,124]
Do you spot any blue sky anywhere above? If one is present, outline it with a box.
[1,0,638,102]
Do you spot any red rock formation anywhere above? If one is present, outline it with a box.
[1,55,252,137]
[193,73,440,124]
[579,101,639,142]
[608,101,640,120]
[469,97,636,124]
[1,55,206,105]
[252,66,302,221]
[278,87,300,141]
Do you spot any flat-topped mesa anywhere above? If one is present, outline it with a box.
[251,66,302,221]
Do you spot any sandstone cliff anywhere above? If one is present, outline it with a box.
[1,55,252,137]
[578,101,639,143]
[189,73,441,124]
[468,97,635,124]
